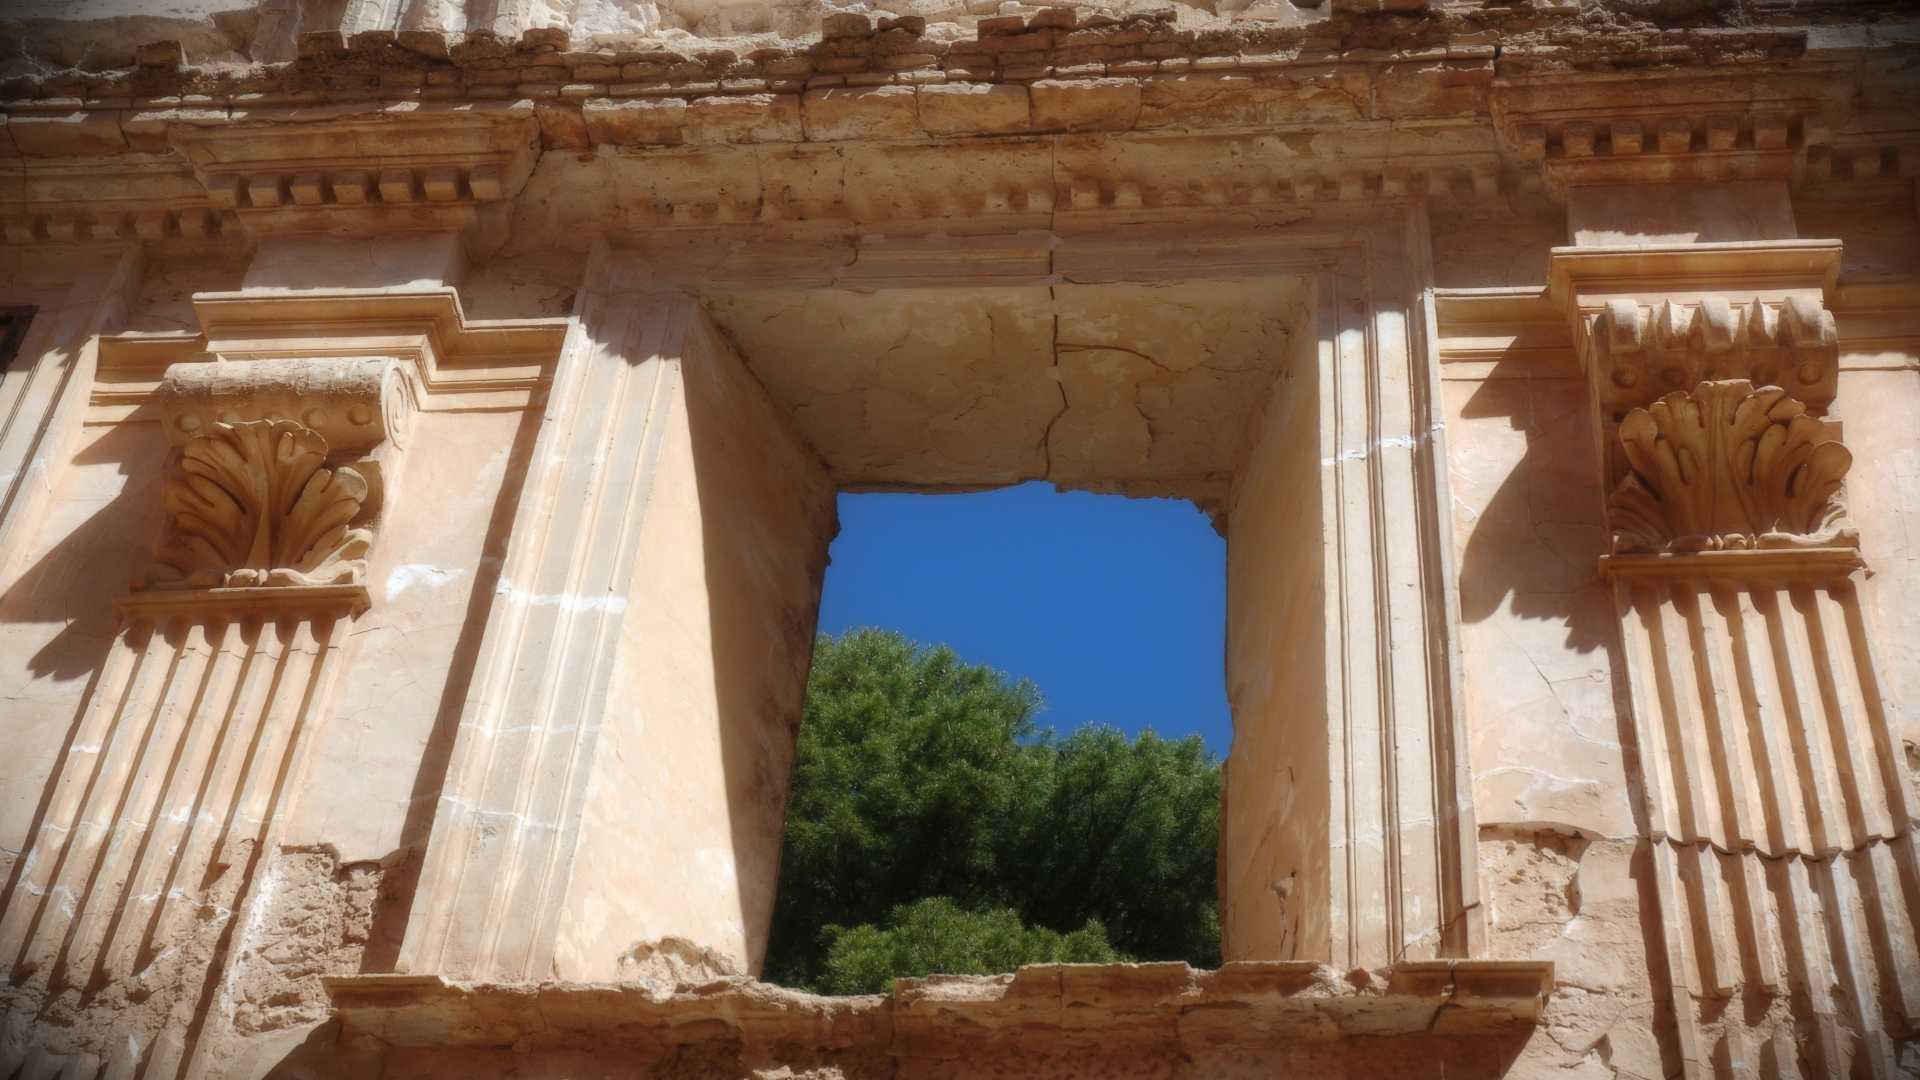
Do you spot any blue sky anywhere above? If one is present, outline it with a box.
[814,482,1232,757]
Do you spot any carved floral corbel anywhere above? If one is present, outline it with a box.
[146,419,372,589]
[1606,379,1853,554]
[132,355,412,598]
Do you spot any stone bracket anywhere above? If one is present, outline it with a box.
[1548,240,1842,414]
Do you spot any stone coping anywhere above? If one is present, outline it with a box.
[3,0,1893,137]
[326,959,1554,1052]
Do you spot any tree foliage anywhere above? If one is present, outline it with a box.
[818,898,1127,995]
[766,628,1221,991]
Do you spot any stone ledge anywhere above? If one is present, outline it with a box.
[326,960,1553,1053]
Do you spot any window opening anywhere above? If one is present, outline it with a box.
[766,482,1227,994]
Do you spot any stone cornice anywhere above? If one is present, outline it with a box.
[1,18,1911,246]
[328,960,1554,1051]
[95,289,569,408]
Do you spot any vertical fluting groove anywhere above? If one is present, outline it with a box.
[1864,840,1920,1027]
[101,618,244,983]
[65,619,217,986]
[499,306,655,976]
[1650,840,1706,1064]
[1620,584,1680,840]
[1323,271,1358,971]
[1684,843,1737,996]
[222,621,311,864]
[1809,587,1895,842]
[1697,585,1761,850]
[204,619,291,893]
[144,618,266,964]
[0,623,145,974]
[1361,279,1404,968]
[478,301,651,978]
[34,622,187,985]
[1681,585,1740,852]
[1645,585,1703,840]
[1760,585,1844,856]
[249,619,330,844]
[1727,588,1805,857]
[524,315,684,980]
[1834,586,1917,832]
[1813,859,1895,1079]
[1733,853,1779,992]
[1797,588,1881,848]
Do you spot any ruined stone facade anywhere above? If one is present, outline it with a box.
[0,0,1917,1075]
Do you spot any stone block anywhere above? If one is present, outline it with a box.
[6,110,127,156]
[823,11,873,38]
[582,97,688,146]
[918,83,1030,135]
[536,101,590,149]
[684,94,803,144]
[802,85,918,140]
[1376,59,1491,119]
[1029,78,1140,132]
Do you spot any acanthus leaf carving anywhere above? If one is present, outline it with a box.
[143,418,373,590]
[1607,379,1853,554]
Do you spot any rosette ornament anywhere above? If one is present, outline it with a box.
[144,419,372,589]
[1608,380,1853,554]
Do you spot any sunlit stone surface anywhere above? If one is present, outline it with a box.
[1,0,1918,1075]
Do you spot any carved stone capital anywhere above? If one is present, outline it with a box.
[157,355,413,452]
[134,354,413,596]
[1548,240,1843,416]
[1582,294,1837,415]
[1606,379,1853,555]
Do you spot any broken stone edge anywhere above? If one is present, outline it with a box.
[326,959,1554,1051]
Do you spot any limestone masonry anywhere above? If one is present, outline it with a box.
[0,0,1917,1075]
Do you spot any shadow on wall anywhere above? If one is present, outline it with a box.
[0,421,163,680]
[683,315,837,974]
[1451,367,1614,655]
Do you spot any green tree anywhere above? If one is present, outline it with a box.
[765,628,1221,991]
[818,898,1127,995]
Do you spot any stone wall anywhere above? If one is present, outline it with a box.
[0,0,1917,1076]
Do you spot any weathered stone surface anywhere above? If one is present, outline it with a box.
[6,110,126,155]
[1030,77,1142,132]
[2,1,1919,1077]
[918,82,1030,135]
[683,92,803,143]
[802,85,919,140]
[582,96,688,145]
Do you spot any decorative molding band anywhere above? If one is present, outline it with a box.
[169,112,540,240]
[1606,380,1852,555]
[1581,298,1838,415]
[1510,109,1825,195]
[1548,241,1843,415]
[0,157,234,249]
[0,205,234,246]
[155,354,411,451]
[94,290,569,408]
[1799,138,1920,192]
[204,162,509,211]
